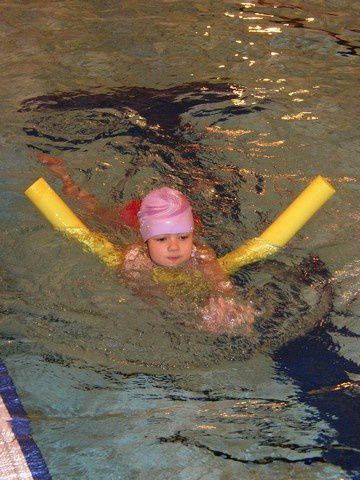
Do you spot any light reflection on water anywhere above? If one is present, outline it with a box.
[0,1,359,479]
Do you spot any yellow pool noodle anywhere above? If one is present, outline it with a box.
[218,175,335,274]
[25,175,335,275]
[24,178,124,268]
[259,176,335,247]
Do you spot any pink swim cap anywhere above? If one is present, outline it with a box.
[138,187,194,241]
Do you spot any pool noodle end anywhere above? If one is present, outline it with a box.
[25,178,124,267]
[219,175,335,275]
[259,175,335,247]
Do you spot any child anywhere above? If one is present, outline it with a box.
[37,153,255,334]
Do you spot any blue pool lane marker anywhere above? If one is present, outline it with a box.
[0,359,51,480]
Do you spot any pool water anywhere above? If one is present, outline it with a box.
[0,1,359,479]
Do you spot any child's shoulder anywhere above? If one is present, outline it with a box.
[193,243,217,262]
[123,242,146,257]
[122,243,152,271]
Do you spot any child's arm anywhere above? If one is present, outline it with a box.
[198,296,255,335]
[37,153,140,230]
[196,244,234,294]
[37,153,99,210]
[196,244,256,335]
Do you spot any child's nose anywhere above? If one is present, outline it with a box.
[168,237,180,250]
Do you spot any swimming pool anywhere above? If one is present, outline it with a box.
[0,1,359,478]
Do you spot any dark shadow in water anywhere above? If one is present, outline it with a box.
[19,82,267,132]
[271,256,360,477]
[19,82,270,236]
[273,329,360,478]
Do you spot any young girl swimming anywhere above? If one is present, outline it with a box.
[37,153,255,334]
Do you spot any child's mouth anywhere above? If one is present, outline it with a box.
[168,256,181,262]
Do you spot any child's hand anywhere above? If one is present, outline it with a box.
[36,152,98,208]
[198,296,255,335]
[36,153,67,172]
[36,153,75,188]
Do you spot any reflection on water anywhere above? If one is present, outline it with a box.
[0,0,359,479]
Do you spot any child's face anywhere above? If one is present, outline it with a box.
[147,232,194,268]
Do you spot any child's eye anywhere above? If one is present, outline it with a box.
[156,237,166,242]
[179,235,189,240]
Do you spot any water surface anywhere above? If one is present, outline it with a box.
[0,1,359,478]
